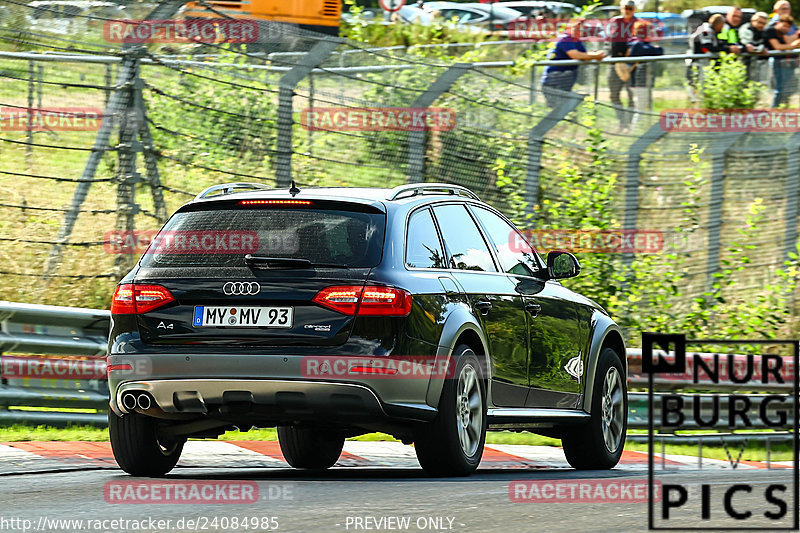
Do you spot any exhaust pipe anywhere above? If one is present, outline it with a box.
[121,392,138,411]
[136,393,152,410]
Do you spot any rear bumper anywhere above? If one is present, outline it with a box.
[108,353,438,424]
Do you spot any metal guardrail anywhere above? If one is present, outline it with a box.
[0,301,795,444]
[0,301,109,427]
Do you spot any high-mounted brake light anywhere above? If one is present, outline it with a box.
[239,200,312,206]
[111,284,175,314]
[312,286,412,317]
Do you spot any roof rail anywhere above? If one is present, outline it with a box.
[387,183,480,202]
[194,182,272,201]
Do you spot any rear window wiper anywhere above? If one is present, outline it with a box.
[244,255,349,269]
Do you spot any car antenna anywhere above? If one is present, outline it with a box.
[289,180,300,197]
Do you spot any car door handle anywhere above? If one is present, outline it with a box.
[475,300,492,315]
[525,303,542,317]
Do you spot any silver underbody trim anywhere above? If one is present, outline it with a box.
[487,408,590,419]
[116,379,386,415]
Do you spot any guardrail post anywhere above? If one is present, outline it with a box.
[276,39,339,188]
[407,63,471,184]
[524,93,584,222]
[705,133,745,290]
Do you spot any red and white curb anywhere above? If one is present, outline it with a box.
[0,441,790,475]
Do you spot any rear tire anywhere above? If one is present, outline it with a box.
[414,345,486,477]
[109,411,184,477]
[562,347,627,470]
[277,426,344,470]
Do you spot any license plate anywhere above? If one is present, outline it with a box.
[193,306,293,328]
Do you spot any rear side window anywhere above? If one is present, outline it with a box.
[139,206,385,268]
[471,206,541,276]
[432,204,496,272]
[406,208,446,269]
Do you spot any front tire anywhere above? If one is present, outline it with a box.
[562,347,627,469]
[277,426,344,470]
[109,411,184,477]
[414,345,487,477]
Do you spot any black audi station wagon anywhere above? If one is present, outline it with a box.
[107,182,627,477]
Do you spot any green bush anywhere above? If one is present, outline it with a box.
[698,52,764,110]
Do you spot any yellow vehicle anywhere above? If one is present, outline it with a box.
[182,0,341,36]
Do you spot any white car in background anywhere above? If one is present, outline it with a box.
[26,1,128,35]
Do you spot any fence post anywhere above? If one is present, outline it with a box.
[529,65,537,106]
[407,63,471,184]
[133,71,167,223]
[783,133,800,262]
[37,64,43,113]
[104,63,112,108]
[621,122,666,272]
[113,51,144,277]
[705,133,745,290]
[26,60,34,165]
[593,63,600,102]
[275,39,339,188]
[44,0,186,277]
[523,93,584,222]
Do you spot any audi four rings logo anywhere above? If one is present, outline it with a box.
[222,282,260,295]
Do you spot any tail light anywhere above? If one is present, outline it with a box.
[111,283,175,314]
[313,285,412,317]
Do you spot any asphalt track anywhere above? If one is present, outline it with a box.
[0,442,796,533]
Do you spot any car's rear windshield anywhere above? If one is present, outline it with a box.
[139,204,386,268]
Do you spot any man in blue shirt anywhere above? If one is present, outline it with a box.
[541,19,606,107]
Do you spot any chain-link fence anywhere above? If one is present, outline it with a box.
[0,1,797,335]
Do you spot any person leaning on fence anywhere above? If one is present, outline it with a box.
[765,14,800,107]
[739,12,770,80]
[540,19,605,108]
[718,7,746,48]
[624,20,663,128]
[686,14,741,102]
[606,0,638,130]
[770,0,797,38]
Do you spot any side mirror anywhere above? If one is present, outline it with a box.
[546,250,581,280]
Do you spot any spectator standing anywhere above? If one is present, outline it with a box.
[718,7,745,48]
[627,20,663,127]
[686,14,741,101]
[540,19,605,107]
[606,0,638,130]
[739,12,769,80]
[764,14,800,107]
[770,1,797,38]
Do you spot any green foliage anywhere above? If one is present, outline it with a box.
[145,46,277,175]
[698,53,764,110]
[539,100,622,310]
[497,111,798,343]
[340,0,490,47]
